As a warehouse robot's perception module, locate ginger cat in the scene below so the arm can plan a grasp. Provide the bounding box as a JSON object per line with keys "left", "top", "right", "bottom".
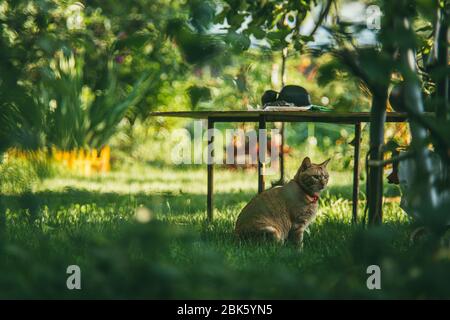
{"left": 235, "top": 157, "right": 330, "bottom": 246}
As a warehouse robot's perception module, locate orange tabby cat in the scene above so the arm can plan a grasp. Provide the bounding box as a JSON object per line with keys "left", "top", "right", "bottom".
{"left": 235, "top": 157, "right": 330, "bottom": 246}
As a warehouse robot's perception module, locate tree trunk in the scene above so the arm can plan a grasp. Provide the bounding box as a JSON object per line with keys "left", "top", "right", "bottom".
{"left": 435, "top": 6, "right": 449, "bottom": 121}
{"left": 367, "top": 89, "right": 388, "bottom": 225}
{"left": 435, "top": 6, "right": 449, "bottom": 188}
{"left": 398, "top": 18, "right": 440, "bottom": 218}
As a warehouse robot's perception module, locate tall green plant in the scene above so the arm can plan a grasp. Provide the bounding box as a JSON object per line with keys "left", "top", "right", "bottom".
{"left": 40, "top": 51, "right": 154, "bottom": 150}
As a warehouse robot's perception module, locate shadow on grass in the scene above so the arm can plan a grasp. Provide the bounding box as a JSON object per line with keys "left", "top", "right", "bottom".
{"left": 2, "top": 180, "right": 401, "bottom": 218}
{"left": 2, "top": 189, "right": 252, "bottom": 217}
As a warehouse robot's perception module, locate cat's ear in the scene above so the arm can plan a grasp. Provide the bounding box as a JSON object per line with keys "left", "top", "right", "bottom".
{"left": 320, "top": 158, "right": 331, "bottom": 167}
{"left": 294, "top": 157, "right": 311, "bottom": 181}
{"left": 300, "top": 157, "right": 312, "bottom": 171}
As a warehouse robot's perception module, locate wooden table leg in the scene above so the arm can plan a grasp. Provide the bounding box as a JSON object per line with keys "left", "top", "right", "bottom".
{"left": 207, "top": 118, "right": 214, "bottom": 221}
{"left": 352, "top": 122, "right": 362, "bottom": 224}
{"left": 258, "top": 116, "right": 266, "bottom": 193}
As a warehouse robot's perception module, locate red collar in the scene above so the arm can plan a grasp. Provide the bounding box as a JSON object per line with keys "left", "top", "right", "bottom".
{"left": 292, "top": 180, "right": 319, "bottom": 204}
{"left": 305, "top": 193, "right": 319, "bottom": 204}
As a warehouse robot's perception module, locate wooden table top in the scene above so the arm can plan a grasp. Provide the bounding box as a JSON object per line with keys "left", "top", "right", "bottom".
{"left": 149, "top": 110, "right": 411, "bottom": 123}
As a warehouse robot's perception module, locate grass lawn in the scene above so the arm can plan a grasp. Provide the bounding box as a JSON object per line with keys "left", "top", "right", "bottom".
{"left": 3, "top": 160, "right": 447, "bottom": 299}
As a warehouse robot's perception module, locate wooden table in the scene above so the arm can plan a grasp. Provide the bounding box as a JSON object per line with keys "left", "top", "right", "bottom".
{"left": 150, "top": 110, "right": 408, "bottom": 223}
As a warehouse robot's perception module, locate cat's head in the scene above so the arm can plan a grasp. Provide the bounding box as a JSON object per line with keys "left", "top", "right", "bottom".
{"left": 294, "top": 157, "right": 330, "bottom": 196}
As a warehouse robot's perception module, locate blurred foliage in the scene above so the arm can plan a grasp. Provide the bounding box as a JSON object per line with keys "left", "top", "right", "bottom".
{"left": 40, "top": 51, "right": 154, "bottom": 149}
{"left": 0, "top": 0, "right": 189, "bottom": 152}
{"left": 216, "top": 0, "right": 315, "bottom": 52}
{"left": 0, "top": 153, "right": 57, "bottom": 194}
{"left": 0, "top": 0, "right": 374, "bottom": 152}
{"left": 0, "top": 159, "right": 40, "bottom": 194}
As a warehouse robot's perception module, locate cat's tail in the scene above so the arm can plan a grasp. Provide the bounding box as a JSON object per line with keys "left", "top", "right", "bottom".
{"left": 235, "top": 225, "right": 284, "bottom": 244}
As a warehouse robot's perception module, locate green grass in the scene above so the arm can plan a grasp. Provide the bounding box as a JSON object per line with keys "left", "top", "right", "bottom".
{"left": 2, "top": 160, "right": 450, "bottom": 299}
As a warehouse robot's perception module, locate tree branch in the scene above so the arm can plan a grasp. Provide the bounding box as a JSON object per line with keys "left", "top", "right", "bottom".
{"left": 308, "top": 0, "right": 333, "bottom": 38}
